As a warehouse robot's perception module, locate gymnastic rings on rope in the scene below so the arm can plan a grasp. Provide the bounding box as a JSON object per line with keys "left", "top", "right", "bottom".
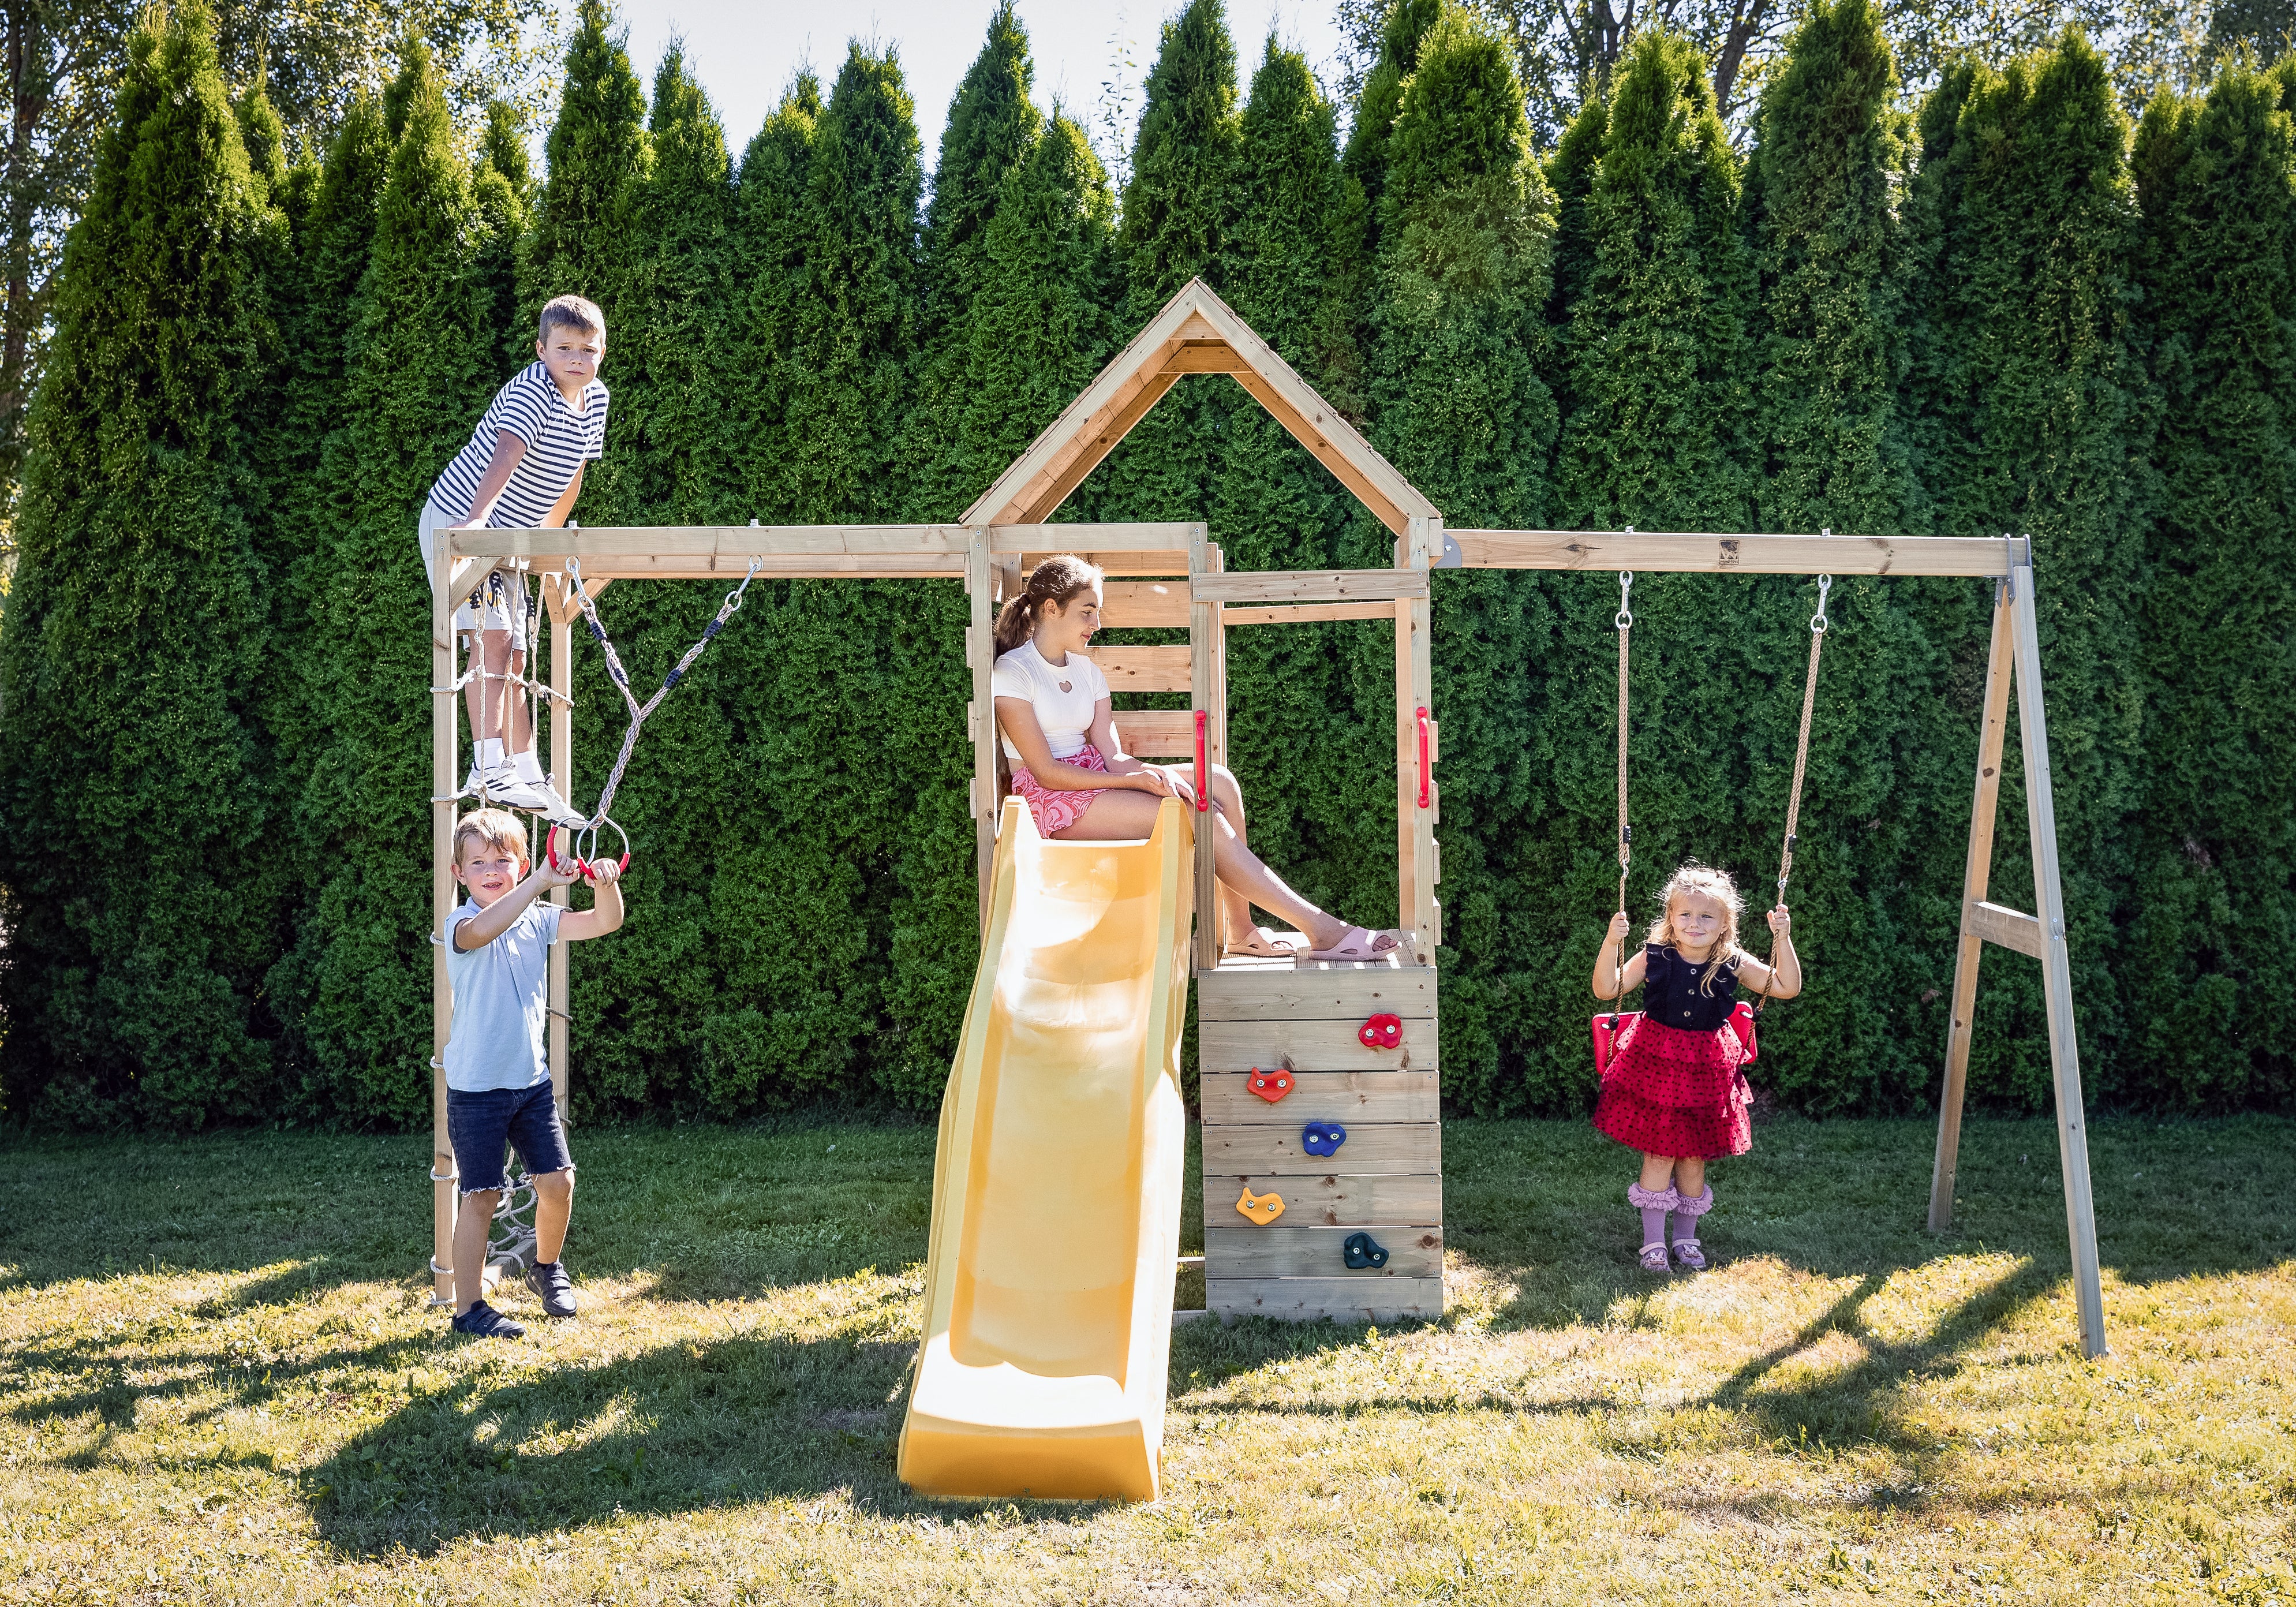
{"left": 544, "top": 816, "right": 628, "bottom": 880}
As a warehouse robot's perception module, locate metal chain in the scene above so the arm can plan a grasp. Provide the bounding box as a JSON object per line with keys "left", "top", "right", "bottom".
{"left": 563, "top": 556, "right": 762, "bottom": 831}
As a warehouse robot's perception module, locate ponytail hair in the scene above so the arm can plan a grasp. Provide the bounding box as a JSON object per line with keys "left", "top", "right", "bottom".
{"left": 993, "top": 554, "right": 1104, "bottom": 656}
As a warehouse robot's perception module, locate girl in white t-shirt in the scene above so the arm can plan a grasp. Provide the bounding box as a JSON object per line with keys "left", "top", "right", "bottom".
{"left": 991, "top": 555, "right": 1400, "bottom": 963}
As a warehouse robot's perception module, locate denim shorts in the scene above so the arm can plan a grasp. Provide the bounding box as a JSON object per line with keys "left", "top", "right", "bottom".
{"left": 447, "top": 1081, "right": 573, "bottom": 1195}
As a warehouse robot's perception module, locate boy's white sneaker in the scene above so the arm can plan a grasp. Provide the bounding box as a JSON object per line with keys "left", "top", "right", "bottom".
{"left": 466, "top": 765, "right": 585, "bottom": 825}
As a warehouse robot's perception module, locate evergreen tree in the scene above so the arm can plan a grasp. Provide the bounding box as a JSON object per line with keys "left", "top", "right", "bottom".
{"left": 1208, "top": 39, "right": 1382, "bottom": 930}
{"left": 0, "top": 0, "right": 283, "bottom": 1124}
{"left": 270, "top": 40, "right": 499, "bottom": 1122}
{"left": 1095, "top": 0, "right": 1241, "bottom": 526}
{"left": 2128, "top": 62, "right": 2296, "bottom": 1108}
{"left": 523, "top": 0, "right": 650, "bottom": 335}
{"left": 1543, "top": 94, "right": 1606, "bottom": 335}
{"left": 1363, "top": 2, "right": 1561, "bottom": 1111}
{"left": 1746, "top": 0, "right": 1923, "bottom": 536}
{"left": 1338, "top": 0, "right": 1441, "bottom": 263}
{"left": 722, "top": 74, "right": 821, "bottom": 521}
{"left": 1906, "top": 31, "right": 2150, "bottom": 1108}
{"left": 904, "top": 3, "right": 1041, "bottom": 521}
{"left": 1555, "top": 26, "right": 1755, "bottom": 534}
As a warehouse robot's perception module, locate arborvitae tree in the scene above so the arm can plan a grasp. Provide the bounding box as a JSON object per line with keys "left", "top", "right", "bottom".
{"left": 1746, "top": 0, "right": 1923, "bottom": 536}
{"left": 616, "top": 44, "right": 736, "bottom": 522}
{"left": 1908, "top": 31, "right": 2149, "bottom": 1108}
{"left": 1695, "top": 0, "right": 1968, "bottom": 1117}
{"left": 0, "top": 0, "right": 283, "bottom": 1125}
{"left": 1338, "top": 0, "right": 1441, "bottom": 261}
{"left": 523, "top": 0, "right": 650, "bottom": 333}
{"left": 904, "top": 3, "right": 1041, "bottom": 521}
{"left": 1207, "top": 39, "right": 1382, "bottom": 926}
{"left": 723, "top": 74, "right": 820, "bottom": 521}
{"left": 1361, "top": 2, "right": 1561, "bottom": 1111}
{"left": 1095, "top": 0, "right": 1240, "bottom": 526}
{"left": 270, "top": 41, "right": 497, "bottom": 1122}
{"left": 1544, "top": 94, "right": 1606, "bottom": 333}
{"left": 2129, "top": 62, "right": 2296, "bottom": 1109}
{"left": 1557, "top": 27, "right": 1755, "bottom": 533}
{"left": 645, "top": 44, "right": 929, "bottom": 1115}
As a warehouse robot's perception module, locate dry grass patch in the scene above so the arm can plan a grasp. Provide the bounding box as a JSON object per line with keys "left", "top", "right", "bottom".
{"left": 2, "top": 1115, "right": 2291, "bottom": 1604}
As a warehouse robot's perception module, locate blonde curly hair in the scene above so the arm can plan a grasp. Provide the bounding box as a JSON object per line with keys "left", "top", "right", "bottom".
{"left": 1644, "top": 861, "right": 1744, "bottom": 996}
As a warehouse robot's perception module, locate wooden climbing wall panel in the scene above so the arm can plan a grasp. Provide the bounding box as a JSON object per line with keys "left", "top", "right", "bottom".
{"left": 1198, "top": 950, "right": 1443, "bottom": 1323}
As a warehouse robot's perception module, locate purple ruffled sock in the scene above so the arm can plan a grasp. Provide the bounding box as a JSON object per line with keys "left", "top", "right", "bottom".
{"left": 1671, "top": 1184, "right": 1714, "bottom": 1268}
{"left": 1628, "top": 1183, "right": 1678, "bottom": 1253}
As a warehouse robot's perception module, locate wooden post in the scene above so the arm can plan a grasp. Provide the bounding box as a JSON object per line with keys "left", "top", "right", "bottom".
{"left": 1190, "top": 523, "right": 1220, "bottom": 971}
{"left": 1396, "top": 518, "right": 1435, "bottom": 954}
{"left": 2007, "top": 551, "right": 2108, "bottom": 1359}
{"left": 1928, "top": 580, "right": 2014, "bottom": 1232}
{"left": 967, "top": 530, "right": 996, "bottom": 936}
{"left": 429, "top": 548, "right": 459, "bottom": 1307}
{"left": 547, "top": 580, "right": 573, "bottom": 1119}
{"left": 1207, "top": 541, "right": 1228, "bottom": 773}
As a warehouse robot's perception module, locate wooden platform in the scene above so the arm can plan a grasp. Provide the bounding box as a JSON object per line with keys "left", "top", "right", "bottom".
{"left": 1198, "top": 937, "right": 1442, "bottom": 1325}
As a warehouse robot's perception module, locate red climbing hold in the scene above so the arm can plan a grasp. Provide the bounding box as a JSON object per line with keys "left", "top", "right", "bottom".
{"left": 1359, "top": 1012, "right": 1403, "bottom": 1051}
{"left": 1247, "top": 1067, "right": 1293, "bottom": 1104}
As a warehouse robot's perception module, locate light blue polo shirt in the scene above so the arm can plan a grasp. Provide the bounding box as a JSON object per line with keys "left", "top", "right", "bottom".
{"left": 443, "top": 899, "right": 563, "bottom": 1092}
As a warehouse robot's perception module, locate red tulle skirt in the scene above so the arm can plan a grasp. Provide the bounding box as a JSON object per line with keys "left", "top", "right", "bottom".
{"left": 1591, "top": 1016, "right": 1754, "bottom": 1160}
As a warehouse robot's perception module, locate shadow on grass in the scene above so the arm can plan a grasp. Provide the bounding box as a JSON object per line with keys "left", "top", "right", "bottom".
{"left": 304, "top": 1328, "right": 971, "bottom": 1556}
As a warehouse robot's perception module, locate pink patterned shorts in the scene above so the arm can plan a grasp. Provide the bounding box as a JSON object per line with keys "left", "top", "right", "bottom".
{"left": 1010, "top": 742, "right": 1112, "bottom": 837}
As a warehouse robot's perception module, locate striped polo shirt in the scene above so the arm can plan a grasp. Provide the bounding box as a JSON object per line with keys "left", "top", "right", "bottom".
{"left": 428, "top": 362, "right": 609, "bottom": 528}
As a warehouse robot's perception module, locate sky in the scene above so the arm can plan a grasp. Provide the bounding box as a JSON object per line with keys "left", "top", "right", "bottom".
{"left": 611, "top": 0, "right": 1353, "bottom": 173}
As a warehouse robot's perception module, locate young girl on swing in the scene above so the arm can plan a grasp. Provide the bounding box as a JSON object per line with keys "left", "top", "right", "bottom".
{"left": 1591, "top": 863, "right": 1801, "bottom": 1272}
{"left": 992, "top": 555, "right": 1400, "bottom": 963}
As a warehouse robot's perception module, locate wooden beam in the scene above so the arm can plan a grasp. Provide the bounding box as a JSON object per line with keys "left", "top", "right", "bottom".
{"left": 429, "top": 546, "right": 459, "bottom": 1309}
{"left": 1398, "top": 522, "right": 1436, "bottom": 953}
{"left": 1220, "top": 600, "right": 1399, "bottom": 627}
{"left": 1160, "top": 343, "right": 1252, "bottom": 373}
{"left": 1012, "top": 369, "right": 1181, "bottom": 524}
{"left": 1083, "top": 644, "right": 1192, "bottom": 693}
{"left": 1226, "top": 370, "right": 1408, "bottom": 536}
{"left": 1113, "top": 709, "right": 1196, "bottom": 758}
{"left": 1969, "top": 899, "right": 2046, "bottom": 959}
{"left": 567, "top": 560, "right": 962, "bottom": 581}
{"left": 1192, "top": 568, "right": 1430, "bottom": 606}
{"left": 454, "top": 525, "right": 971, "bottom": 560}
{"left": 1449, "top": 528, "right": 2023, "bottom": 577}
{"left": 2007, "top": 556, "right": 2108, "bottom": 1359}
{"left": 1931, "top": 584, "right": 2015, "bottom": 1235}
{"left": 1101, "top": 580, "right": 1190, "bottom": 629}
{"left": 1019, "top": 550, "right": 1191, "bottom": 577}
{"left": 967, "top": 532, "right": 997, "bottom": 936}
{"left": 988, "top": 523, "right": 1201, "bottom": 552}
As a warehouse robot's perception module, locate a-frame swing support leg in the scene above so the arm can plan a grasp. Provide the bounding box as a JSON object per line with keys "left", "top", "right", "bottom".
{"left": 1928, "top": 556, "right": 2107, "bottom": 1359}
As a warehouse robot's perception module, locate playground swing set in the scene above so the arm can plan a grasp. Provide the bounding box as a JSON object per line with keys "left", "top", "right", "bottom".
{"left": 428, "top": 278, "right": 2108, "bottom": 1504}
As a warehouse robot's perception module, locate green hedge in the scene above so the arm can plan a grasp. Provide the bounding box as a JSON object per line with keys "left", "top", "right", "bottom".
{"left": 5, "top": 0, "right": 2293, "bottom": 1127}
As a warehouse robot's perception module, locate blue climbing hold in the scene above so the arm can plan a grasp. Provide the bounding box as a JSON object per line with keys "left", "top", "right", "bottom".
{"left": 1301, "top": 1121, "right": 1346, "bottom": 1158}
{"left": 1342, "top": 1232, "right": 1389, "bottom": 1270}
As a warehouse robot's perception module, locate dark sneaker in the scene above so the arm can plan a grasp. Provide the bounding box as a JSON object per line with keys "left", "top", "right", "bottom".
{"left": 451, "top": 1300, "right": 526, "bottom": 1340}
{"left": 525, "top": 1260, "right": 577, "bottom": 1318}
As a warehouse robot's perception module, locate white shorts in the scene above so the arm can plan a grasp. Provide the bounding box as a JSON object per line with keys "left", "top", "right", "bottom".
{"left": 419, "top": 500, "right": 532, "bottom": 637}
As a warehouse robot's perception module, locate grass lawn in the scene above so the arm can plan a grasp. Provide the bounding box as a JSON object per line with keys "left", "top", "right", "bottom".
{"left": 2, "top": 1111, "right": 2291, "bottom": 1604}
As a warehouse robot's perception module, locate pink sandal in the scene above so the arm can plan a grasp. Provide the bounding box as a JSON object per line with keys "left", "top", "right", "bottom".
{"left": 1297, "top": 925, "right": 1402, "bottom": 963}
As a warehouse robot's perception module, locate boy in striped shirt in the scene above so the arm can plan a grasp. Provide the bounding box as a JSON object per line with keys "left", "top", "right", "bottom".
{"left": 420, "top": 295, "right": 611, "bottom": 822}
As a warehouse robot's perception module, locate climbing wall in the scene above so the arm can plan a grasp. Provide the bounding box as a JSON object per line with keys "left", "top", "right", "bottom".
{"left": 1198, "top": 951, "right": 1443, "bottom": 1323}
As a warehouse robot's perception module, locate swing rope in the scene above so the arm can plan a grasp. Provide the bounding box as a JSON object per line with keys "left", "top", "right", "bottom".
{"left": 1753, "top": 571, "right": 1831, "bottom": 1016}
{"left": 558, "top": 554, "right": 761, "bottom": 844}
{"left": 1610, "top": 566, "right": 1634, "bottom": 1026}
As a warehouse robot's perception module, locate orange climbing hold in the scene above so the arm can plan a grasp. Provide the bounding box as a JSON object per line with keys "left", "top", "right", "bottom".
{"left": 1247, "top": 1067, "right": 1292, "bottom": 1103}
{"left": 1235, "top": 1186, "right": 1285, "bottom": 1225}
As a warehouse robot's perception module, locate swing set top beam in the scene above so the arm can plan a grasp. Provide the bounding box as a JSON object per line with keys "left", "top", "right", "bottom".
{"left": 1448, "top": 530, "right": 2027, "bottom": 578}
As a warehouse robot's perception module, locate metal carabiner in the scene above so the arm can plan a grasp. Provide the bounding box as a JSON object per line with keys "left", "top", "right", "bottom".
{"left": 1810, "top": 573, "right": 1833, "bottom": 635}
{"left": 1616, "top": 569, "right": 1635, "bottom": 631}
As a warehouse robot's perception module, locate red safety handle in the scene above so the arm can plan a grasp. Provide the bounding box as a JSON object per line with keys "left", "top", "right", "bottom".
{"left": 1194, "top": 709, "right": 1210, "bottom": 812}
{"left": 1416, "top": 705, "right": 1432, "bottom": 809}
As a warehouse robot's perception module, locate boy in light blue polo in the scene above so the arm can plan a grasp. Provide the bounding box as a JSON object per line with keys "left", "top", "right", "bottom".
{"left": 443, "top": 808, "right": 625, "bottom": 1339}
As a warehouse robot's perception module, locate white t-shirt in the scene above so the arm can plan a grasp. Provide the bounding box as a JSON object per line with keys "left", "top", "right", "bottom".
{"left": 992, "top": 640, "right": 1110, "bottom": 761}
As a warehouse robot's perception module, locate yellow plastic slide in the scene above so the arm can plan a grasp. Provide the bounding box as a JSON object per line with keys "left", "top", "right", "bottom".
{"left": 898, "top": 795, "right": 1194, "bottom": 1501}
